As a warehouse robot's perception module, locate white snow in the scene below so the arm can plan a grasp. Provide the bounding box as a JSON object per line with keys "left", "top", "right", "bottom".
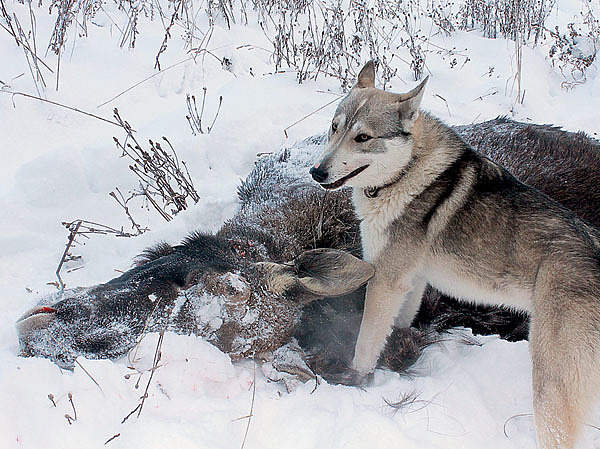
{"left": 1, "top": 0, "right": 600, "bottom": 448}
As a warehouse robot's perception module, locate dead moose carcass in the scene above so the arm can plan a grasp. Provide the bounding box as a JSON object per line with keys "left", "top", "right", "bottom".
{"left": 17, "top": 117, "right": 600, "bottom": 383}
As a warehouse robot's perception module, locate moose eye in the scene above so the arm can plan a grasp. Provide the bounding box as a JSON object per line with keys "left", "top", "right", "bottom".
{"left": 354, "top": 133, "right": 372, "bottom": 143}
{"left": 331, "top": 122, "right": 338, "bottom": 133}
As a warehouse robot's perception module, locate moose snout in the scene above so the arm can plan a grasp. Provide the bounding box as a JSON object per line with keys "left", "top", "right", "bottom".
{"left": 309, "top": 166, "right": 328, "bottom": 183}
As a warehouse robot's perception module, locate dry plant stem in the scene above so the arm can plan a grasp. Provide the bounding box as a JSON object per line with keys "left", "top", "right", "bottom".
{"left": 112, "top": 108, "right": 199, "bottom": 220}
{"left": 186, "top": 89, "right": 223, "bottom": 135}
{"left": 283, "top": 96, "right": 339, "bottom": 138}
{"left": 130, "top": 309, "right": 172, "bottom": 422}
{"left": 144, "top": 188, "right": 173, "bottom": 221}
{"left": 62, "top": 219, "right": 143, "bottom": 238}
{"left": 207, "top": 96, "right": 222, "bottom": 132}
{"left": 128, "top": 297, "right": 163, "bottom": 365}
{"left": 434, "top": 93, "right": 452, "bottom": 117}
{"left": 56, "top": 220, "right": 81, "bottom": 289}
{"left": 136, "top": 328, "right": 165, "bottom": 418}
{"left": 2, "top": 90, "right": 125, "bottom": 128}
{"left": 123, "top": 309, "right": 172, "bottom": 424}
{"left": 121, "top": 404, "right": 141, "bottom": 424}
{"left": 109, "top": 187, "right": 148, "bottom": 235}
{"left": 68, "top": 392, "right": 77, "bottom": 420}
{"left": 12, "top": 13, "right": 46, "bottom": 96}
{"left": 154, "top": 0, "right": 184, "bottom": 70}
{"left": 97, "top": 57, "right": 192, "bottom": 108}
{"left": 47, "top": 332, "right": 103, "bottom": 391}
{"left": 104, "top": 434, "right": 121, "bottom": 445}
{"left": 514, "top": 34, "right": 523, "bottom": 105}
{"left": 0, "top": 0, "right": 18, "bottom": 45}
{"left": 239, "top": 359, "right": 257, "bottom": 449}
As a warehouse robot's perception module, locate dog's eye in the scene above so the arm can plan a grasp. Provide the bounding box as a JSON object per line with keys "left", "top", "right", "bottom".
{"left": 331, "top": 122, "right": 338, "bottom": 133}
{"left": 354, "top": 133, "right": 372, "bottom": 143}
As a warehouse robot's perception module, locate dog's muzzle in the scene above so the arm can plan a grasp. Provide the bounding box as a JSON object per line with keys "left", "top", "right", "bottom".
{"left": 318, "top": 165, "right": 370, "bottom": 190}
{"left": 309, "top": 166, "right": 328, "bottom": 183}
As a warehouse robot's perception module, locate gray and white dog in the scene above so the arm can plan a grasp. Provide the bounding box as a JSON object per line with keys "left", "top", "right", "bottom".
{"left": 310, "top": 61, "right": 600, "bottom": 449}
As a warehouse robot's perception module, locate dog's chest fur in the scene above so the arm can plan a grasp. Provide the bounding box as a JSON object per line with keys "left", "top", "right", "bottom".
{"left": 352, "top": 188, "right": 414, "bottom": 262}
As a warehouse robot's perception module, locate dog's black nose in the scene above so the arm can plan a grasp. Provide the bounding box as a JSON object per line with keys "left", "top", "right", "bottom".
{"left": 310, "top": 166, "right": 328, "bottom": 183}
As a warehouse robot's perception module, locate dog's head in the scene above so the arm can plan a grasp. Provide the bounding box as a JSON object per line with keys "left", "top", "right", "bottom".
{"left": 310, "top": 61, "right": 428, "bottom": 190}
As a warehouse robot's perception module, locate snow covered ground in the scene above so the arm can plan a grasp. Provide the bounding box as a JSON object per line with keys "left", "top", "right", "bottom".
{"left": 1, "top": 0, "right": 599, "bottom": 447}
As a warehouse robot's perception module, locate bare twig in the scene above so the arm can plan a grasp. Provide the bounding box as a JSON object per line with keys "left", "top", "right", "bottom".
{"left": 2, "top": 90, "right": 125, "bottom": 128}
{"left": 123, "top": 309, "right": 172, "bottom": 423}
{"left": 128, "top": 297, "right": 163, "bottom": 365}
{"left": 12, "top": 13, "right": 46, "bottom": 96}
{"left": 0, "top": 0, "right": 18, "bottom": 45}
{"left": 121, "top": 404, "right": 141, "bottom": 424}
{"left": 186, "top": 88, "right": 223, "bottom": 135}
{"left": 239, "top": 359, "right": 257, "bottom": 449}
{"left": 136, "top": 328, "right": 165, "bottom": 418}
{"left": 109, "top": 188, "right": 148, "bottom": 236}
{"left": 47, "top": 332, "right": 103, "bottom": 392}
{"left": 112, "top": 108, "right": 199, "bottom": 221}
{"left": 68, "top": 392, "right": 77, "bottom": 420}
{"left": 104, "top": 433, "right": 121, "bottom": 445}
{"left": 434, "top": 93, "right": 452, "bottom": 117}
{"left": 97, "top": 57, "right": 192, "bottom": 108}
{"left": 154, "top": 0, "right": 184, "bottom": 70}
{"left": 283, "top": 97, "right": 339, "bottom": 138}
{"left": 61, "top": 219, "right": 144, "bottom": 238}
{"left": 56, "top": 220, "right": 81, "bottom": 289}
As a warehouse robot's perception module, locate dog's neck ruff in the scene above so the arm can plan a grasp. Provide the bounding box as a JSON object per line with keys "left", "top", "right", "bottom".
{"left": 363, "top": 157, "right": 416, "bottom": 199}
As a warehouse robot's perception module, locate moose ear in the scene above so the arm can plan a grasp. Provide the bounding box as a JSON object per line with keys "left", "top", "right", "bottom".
{"left": 397, "top": 76, "right": 428, "bottom": 130}
{"left": 355, "top": 61, "right": 376, "bottom": 89}
{"left": 294, "top": 248, "right": 375, "bottom": 296}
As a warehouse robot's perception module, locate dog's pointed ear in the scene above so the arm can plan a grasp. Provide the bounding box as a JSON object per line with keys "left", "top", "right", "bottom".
{"left": 397, "top": 76, "right": 429, "bottom": 130}
{"left": 259, "top": 249, "right": 374, "bottom": 300}
{"left": 294, "top": 248, "right": 374, "bottom": 296}
{"left": 355, "top": 61, "right": 376, "bottom": 89}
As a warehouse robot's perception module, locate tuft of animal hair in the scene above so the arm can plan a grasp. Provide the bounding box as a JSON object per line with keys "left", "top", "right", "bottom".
{"left": 379, "top": 326, "right": 435, "bottom": 374}
{"left": 135, "top": 242, "right": 174, "bottom": 266}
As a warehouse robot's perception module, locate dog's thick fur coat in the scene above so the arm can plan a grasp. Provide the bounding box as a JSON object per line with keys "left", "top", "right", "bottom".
{"left": 312, "top": 61, "right": 600, "bottom": 449}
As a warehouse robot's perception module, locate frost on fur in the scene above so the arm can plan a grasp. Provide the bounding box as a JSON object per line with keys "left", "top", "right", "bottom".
{"left": 17, "top": 118, "right": 600, "bottom": 384}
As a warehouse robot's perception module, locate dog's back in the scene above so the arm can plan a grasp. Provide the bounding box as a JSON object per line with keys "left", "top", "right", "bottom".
{"left": 457, "top": 117, "right": 600, "bottom": 226}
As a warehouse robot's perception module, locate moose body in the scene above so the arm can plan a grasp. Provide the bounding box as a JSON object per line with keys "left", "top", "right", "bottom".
{"left": 17, "top": 117, "right": 600, "bottom": 389}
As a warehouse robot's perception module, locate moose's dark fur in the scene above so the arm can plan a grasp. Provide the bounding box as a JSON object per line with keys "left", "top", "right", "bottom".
{"left": 17, "top": 117, "right": 600, "bottom": 383}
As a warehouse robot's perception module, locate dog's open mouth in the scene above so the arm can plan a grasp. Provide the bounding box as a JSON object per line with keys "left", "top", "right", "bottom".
{"left": 320, "top": 165, "right": 369, "bottom": 190}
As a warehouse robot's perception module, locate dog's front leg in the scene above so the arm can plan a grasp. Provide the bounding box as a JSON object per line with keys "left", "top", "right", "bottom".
{"left": 352, "top": 273, "right": 424, "bottom": 375}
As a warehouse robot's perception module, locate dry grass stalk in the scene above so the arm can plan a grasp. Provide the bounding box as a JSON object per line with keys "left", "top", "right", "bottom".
{"left": 185, "top": 88, "right": 223, "bottom": 135}
{"left": 2, "top": 90, "right": 123, "bottom": 127}
{"left": 239, "top": 359, "right": 257, "bottom": 449}
{"left": 112, "top": 108, "right": 200, "bottom": 221}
